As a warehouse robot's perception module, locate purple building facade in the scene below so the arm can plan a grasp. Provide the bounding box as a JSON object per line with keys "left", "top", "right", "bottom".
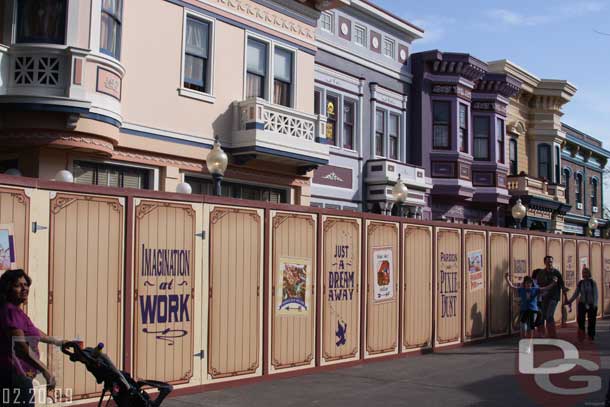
{"left": 409, "top": 50, "right": 521, "bottom": 225}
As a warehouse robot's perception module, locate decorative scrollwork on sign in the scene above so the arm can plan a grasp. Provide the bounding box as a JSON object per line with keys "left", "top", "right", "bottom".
{"left": 51, "top": 197, "right": 79, "bottom": 214}
{"left": 273, "top": 214, "right": 291, "bottom": 230}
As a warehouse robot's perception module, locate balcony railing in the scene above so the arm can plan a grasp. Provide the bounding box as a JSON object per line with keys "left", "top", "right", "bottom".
{"left": 236, "top": 98, "right": 325, "bottom": 142}
{"left": 507, "top": 175, "right": 566, "bottom": 203}
{"left": 233, "top": 98, "right": 329, "bottom": 165}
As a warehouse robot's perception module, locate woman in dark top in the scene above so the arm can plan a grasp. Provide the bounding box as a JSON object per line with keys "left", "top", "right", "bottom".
{"left": 566, "top": 267, "right": 599, "bottom": 342}
{"left": 0, "top": 269, "right": 66, "bottom": 406}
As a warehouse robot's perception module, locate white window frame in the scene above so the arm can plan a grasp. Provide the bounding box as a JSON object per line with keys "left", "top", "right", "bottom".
{"left": 354, "top": 24, "right": 367, "bottom": 47}
{"left": 316, "top": 86, "right": 360, "bottom": 153}
{"left": 383, "top": 37, "right": 395, "bottom": 59}
{"left": 320, "top": 12, "right": 334, "bottom": 33}
{"left": 243, "top": 32, "right": 297, "bottom": 108}
{"left": 179, "top": 9, "right": 216, "bottom": 103}
{"left": 373, "top": 106, "right": 403, "bottom": 159}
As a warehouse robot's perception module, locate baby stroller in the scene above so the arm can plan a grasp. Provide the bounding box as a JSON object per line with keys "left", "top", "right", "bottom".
{"left": 61, "top": 341, "right": 173, "bottom": 407}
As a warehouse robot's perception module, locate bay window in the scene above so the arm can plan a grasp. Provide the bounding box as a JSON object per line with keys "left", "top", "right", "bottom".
{"left": 459, "top": 104, "right": 468, "bottom": 153}
{"left": 537, "top": 144, "right": 551, "bottom": 180}
{"left": 326, "top": 95, "right": 338, "bottom": 146}
{"left": 273, "top": 47, "right": 293, "bottom": 107}
{"left": 184, "top": 17, "right": 211, "bottom": 93}
{"left": 100, "top": 0, "right": 123, "bottom": 59}
{"left": 496, "top": 118, "right": 505, "bottom": 164}
{"left": 432, "top": 101, "right": 450, "bottom": 149}
{"left": 389, "top": 114, "right": 399, "bottom": 160}
{"left": 246, "top": 39, "right": 267, "bottom": 99}
{"left": 375, "top": 110, "right": 385, "bottom": 156}
{"left": 473, "top": 116, "right": 490, "bottom": 160}
{"left": 343, "top": 101, "right": 355, "bottom": 150}
{"left": 17, "top": 0, "right": 67, "bottom": 44}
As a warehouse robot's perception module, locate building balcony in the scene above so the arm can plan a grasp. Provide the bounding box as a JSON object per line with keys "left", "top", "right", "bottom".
{"left": 232, "top": 98, "right": 329, "bottom": 167}
{"left": 365, "top": 159, "right": 432, "bottom": 207}
{"left": 0, "top": 44, "right": 124, "bottom": 135}
{"left": 507, "top": 174, "right": 566, "bottom": 203}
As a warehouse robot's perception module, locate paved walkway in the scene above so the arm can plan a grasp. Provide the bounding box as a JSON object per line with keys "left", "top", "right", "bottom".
{"left": 165, "top": 321, "right": 610, "bottom": 407}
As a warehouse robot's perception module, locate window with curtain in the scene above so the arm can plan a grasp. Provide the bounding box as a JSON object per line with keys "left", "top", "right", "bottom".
{"left": 591, "top": 178, "right": 598, "bottom": 208}
{"left": 496, "top": 118, "right": 505, "bottom": 164}
{"left": 537, "top": 144, "right": 551, "bottom": 180}
{"left": 576, "top": 173, "right": 583, "bottom": 204}
{"left": 389, "top": 114, "right": 399, "bottom": 160}
{"left": 473, "top": 117, "right": 490, "bottom": 160}
{"left": 563, "top": 169, "right": 570, "bottom": 204}
{"left": 100, "top": 0, "right": 123, "bottom": 59}
{"left": 183, "top": 17, "right": 210, "bottom": 93}
{"left": 17, "top": 0, "right": 67, "bottom": 44}
{"left": 509, "top": 139, "right": 518, "bottom": 176}
{"left": 459, "top": 104, "right": 468, "bottom": 153}
{"left": 326, "top": 95, "right": 338, "bottom": 146}
{"left": 343, "top": 100, "right": 355, "bottom": 150}
{"left": 246, "top": 39, "right": 267, "bottom": 99}
{"left": 375, "top": 110, "right": 385, "bottom": 156}
{"left": 74, "top": 161, "right": 150, "bottom": 189}
{"left": 555, "top": 146, "right": 560, "bottom": 183}
{"left": 273, "top": 47, "right": 293, "bottom": 107}
{"left": 432, "top": 101, "right": 450, "bottom": 149}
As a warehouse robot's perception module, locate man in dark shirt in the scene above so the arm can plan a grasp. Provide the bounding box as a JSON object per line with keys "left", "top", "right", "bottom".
{"left": 531, "top": 256, "right": 569, "bottom": 338}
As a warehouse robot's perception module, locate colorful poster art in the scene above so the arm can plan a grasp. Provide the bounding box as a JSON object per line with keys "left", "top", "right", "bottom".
{"left": 0, "top": 224, "right": 16, "bottom": 272}
{"left": 439, "top": 252, "right": 459, "bottom": 319}
{"left": 372, "top": 247, "right": 394, "bottom": 303}
{"left": 467, "top": 250, "right": 484, "bottom": 292}
{"left": 277, "top": 257, "right": 311, "bottom": 315}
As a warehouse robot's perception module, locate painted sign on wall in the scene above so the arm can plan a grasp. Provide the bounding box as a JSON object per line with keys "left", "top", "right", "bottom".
{"left": 372, "top": 247, "right": 394, "bottom": 303}
{"left": 439, "top": 251, "right": 458, "bottom": 318}
{"left": 0, "top": 223, "right": 15, "bottom": 272}
{"left": 467, "top": 250, "right": 484, "bottom": 292}
{"left": 276, "top": 257, "right": 311, "bottom": 315}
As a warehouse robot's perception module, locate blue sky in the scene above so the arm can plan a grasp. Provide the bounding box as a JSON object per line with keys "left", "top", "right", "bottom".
{"left": 376, "top": 0, "right": 610, "bottom": 146}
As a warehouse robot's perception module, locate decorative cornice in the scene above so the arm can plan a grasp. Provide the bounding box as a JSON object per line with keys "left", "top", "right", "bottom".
{"left": 0, "top": 131, "right": 115, "bottom": 156}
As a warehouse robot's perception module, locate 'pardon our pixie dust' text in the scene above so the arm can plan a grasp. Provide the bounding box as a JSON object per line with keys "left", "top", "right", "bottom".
{"left": 440, "top": 252, "right": 458, "bottom": 318}
{"left": 329, "top": 245, "right": 355, "bottom": 301}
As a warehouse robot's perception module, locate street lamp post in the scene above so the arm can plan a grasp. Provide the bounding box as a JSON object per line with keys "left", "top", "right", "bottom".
{"left": 588, "top": 216, "right": 599, "bottom": 237}
{"left": 391, "top": 175, "right": 408, "bottom": 217}
{"left": 206, "top": 137, "right": 228, "bottom": 196}
{"left": 511, "top": 199, "right": 527, "bottom": 229}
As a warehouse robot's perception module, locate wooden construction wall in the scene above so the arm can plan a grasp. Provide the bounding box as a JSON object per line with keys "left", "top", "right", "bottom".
{"left": 1, "top": 175, "right": 610, "bottom": 405}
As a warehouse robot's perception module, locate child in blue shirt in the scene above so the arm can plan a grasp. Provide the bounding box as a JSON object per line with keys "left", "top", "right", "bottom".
{"left": 505, "top": 273, "right": 557, "bottom": 353}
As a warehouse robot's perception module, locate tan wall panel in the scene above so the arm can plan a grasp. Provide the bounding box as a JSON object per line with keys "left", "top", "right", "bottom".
{"left": 0, "top": 187, "right": 30, "bottom": 271}
{"left": 49, "top": 194, "right": 124, "bottom": 399}
{"left": 365, "top": 221, "right": 399, "bottom": 357}
{"left": 591, "top": 242, "right": 602, "bottom": 317}
{"left": 269, "top": 211, "right": 316, "bottom": 373}
{"left": 577, "top": 241, "right": 590, "bottom": 282}
{"left": 133, "top": 200, "right": 195, "bottom": 384}
{"left": 321, "top": 216, "right": 361, "bottom": 365}
{"left": 563, "top": 240, "right": 577, "bottom": 322}
{"left": 488, "top": 233, "right": 509, "bottom": 337}
{"left": 463, "top": 230, "right": 486, "bottom": 341}
{"left": 603, "top": 244, "right": 610, "bottom": 316}
{"left": 510, "top": 234, "right": 528, "bottom": 332}
{"left": 547, "top": 238, "right": 563, "bottom": 324}
{"left": 208, "top": 206, "right": 262, "bottom": 379}
{"left": 530, "top": 236, "right": 546, "bottom": 271}
{"left": 435, "top": 228, "right": 461, "bottom": 346}
{"left": 403, "top": 225, "right": 432, "bottom": 350}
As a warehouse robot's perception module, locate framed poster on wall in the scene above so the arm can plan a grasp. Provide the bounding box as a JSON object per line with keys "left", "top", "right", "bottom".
{"left": 0, "top": 224, "right": 16, "bottom": 272}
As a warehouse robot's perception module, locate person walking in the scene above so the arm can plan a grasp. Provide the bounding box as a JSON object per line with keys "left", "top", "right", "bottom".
{"left": 531, "top": 256, "right": 569, "bottom": 338}
{"left": 0, "top": 269, "right": 66, "bottom": 406}
{"left": 566, "top": 267, "right": 598, "bottom": 342}
{"left": 505, "top": 272, "right": 557, "bottom": 353}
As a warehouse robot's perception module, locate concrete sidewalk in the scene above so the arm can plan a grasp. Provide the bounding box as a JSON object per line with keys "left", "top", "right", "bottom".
{"left": 164, "top": 321, "right": 610, "bottom": 407}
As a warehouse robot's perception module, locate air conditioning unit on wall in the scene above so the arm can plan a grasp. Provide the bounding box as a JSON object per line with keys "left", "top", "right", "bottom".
{"left": 593, "top": 206, "right": 599, "bottom": 213}
{"left": 577, "top": 203, "right": 583, "bottom": 210}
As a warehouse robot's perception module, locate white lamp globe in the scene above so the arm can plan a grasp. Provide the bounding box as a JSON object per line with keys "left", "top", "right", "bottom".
{"left": 55, "top": 170, "right": 74, "bottom": 183}
{"left": 176, "top": 182, "right": 192, "bottom": 194}
{"left": 391, "top": 176, "right": 408, "bottom": 203}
